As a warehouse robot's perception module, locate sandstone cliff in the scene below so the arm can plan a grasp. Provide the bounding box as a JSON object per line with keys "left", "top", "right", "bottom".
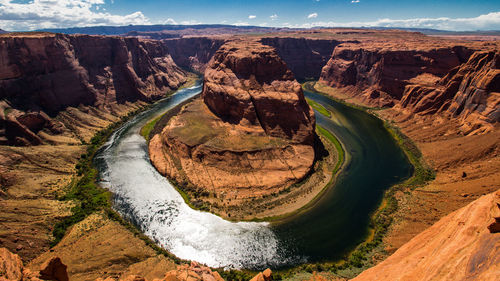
{"left": 162, "top": 37, "right": 225, "bottom": 73}
{"left": 319, "top": 43, "right": 473, "bottom": 107}
{"left": 149, "top": 40, "right": 316, "bottom": 206}
{"left": 0, "top": 33, "right": 187, "bottom": 145}
{"left": 260, "top": 37, "right": 339, "bottom": 80}
{"left": 352, "top": 189, "right": 500, "bottom": 281}
{"left": 163, "top": 36, "right": 339, "bottom": 80}
{"left": 398, "top": 50, "right": 500, "bottom": 134}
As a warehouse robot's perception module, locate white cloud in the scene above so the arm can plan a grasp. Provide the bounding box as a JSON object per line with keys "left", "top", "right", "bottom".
{"left": 0, "top": 0, "right": 150, "bottom": 31}
{"left": 297, "top": 11, "right": 500, "bottom": 31}
{"left": 164, "top": 18, "right": 177, "bottom": 25}
{"left": 233, "top": 21, "right": 249, "bottom": 26}
{"left": 180, "top": 19, "right": 202, "bottom": 25}
{"left": 308, "top": 13, "right": 318, "bottom": 19}
{"left": 351, "top": 0, "right": 360, "bottom": 3}
{"left": 248, "top": 15, "right": 256, "bottom": 19}
{"left": 270, "top": 14, "right": 278, "bottom": 21}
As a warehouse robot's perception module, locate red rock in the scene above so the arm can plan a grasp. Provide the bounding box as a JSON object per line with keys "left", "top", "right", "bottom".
{"left": 39, "top": 257, "right": 69, "bottom": 281}
{"left": 249, "top": 268, "right": 272, "bottom": 281}
{"left": 0, "top": 247, "right": 24, "bottom": 281}
{"left": 399, "top": 50, "right": 500, "bottom": 134}
{"left": 319, "top": 43, "right": 473, "bottom": 107}
{"left": 260, "top": 37, "right": 339, "bottom": 80}
{"left": 352, "top": 189, "right": 500, "bottom": 281}
{"left": 0, "top": 33, "right": 187, "bottom": 145}
{"left": 203, "top": 40, "right": 315, "bottom": 144}
{"left": 163, "top": 38, "right": 225, "bottom": 73}
{"left": 150, "top": 40, "right": 316, "bottom": 204}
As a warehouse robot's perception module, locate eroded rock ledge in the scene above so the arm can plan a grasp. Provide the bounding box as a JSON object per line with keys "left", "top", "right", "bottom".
{"left": 149, "top": 40, "right": 317, "bottom": 216}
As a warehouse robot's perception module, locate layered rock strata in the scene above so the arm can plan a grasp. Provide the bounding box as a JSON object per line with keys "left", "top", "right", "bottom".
{"left": 0, "top": 33, "right": 187, "bottom": 145}
{"left": 150, "top": 40, "right": 316, "bottom": 199}
{"left": 260, "top": 37, "right": 340, "bottom": 80}
{"left": 319, "top": 43, "right": 473, "bottom": 107}
{"left": 398, "top": 50, "right": 500, "bottom": 134}
{"left": 353, "top": 189, "right": 500, "bottom": 281}
{"left": 319, "top": 40, "right": 499, "bottom": 133}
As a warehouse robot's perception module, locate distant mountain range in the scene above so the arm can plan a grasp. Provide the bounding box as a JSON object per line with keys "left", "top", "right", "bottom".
{"left": 360, "top": 26, "right": 500, "bottom": 36}
{"left": 36, "top": 24, "right": 287, "bottom": 36}
{"left": 0, "top": 24, "right": 492, "bottom": 37}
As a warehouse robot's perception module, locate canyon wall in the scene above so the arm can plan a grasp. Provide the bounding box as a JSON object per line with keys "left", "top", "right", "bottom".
{"left": 0, "top": 33, "right": 187, "bottom": 145}
{"left": 260, "top": 37, "right": 340, "bottom": 80}
{"left": 399, "top": 50, "right": 500, "bottom": 134}
{"left": 319, "top": 41, "right": 499, "bottom": 132}
{"left": 162, "top": 37, "right": 226, "bottom": 73}
{"left": 163, "top": 36, "right": 339, "bottom": 80}
{"left": 203, "top": 40, "right": 316, "bottom": 144}
{"left": 319, "top": 43, "right": 473, "bottom": 106}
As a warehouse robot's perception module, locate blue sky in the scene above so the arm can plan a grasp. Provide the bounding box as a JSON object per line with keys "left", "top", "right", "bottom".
{"left": 0, "top": 0, "right": 499, "bottom": 31}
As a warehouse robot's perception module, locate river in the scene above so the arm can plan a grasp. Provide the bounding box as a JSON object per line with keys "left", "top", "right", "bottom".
{"left": 94, "top": 82, "right": 412, "bottom": 270}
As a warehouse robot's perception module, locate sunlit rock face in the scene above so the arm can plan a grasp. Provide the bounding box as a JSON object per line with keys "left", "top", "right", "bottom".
{"left": 150, "top": 40, "right": 316, "bottom": 199}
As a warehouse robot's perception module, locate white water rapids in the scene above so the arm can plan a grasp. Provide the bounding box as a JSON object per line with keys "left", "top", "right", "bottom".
{"left": 95, "top": 85, "right": 299, "bottom": 269}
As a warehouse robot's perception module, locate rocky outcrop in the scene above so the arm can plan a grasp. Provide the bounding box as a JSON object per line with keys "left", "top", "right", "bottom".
{"left": 399, "top": 50, "right": 500, "bottom": 134}
{"left": 203, "top": 40, "right": 315, "bottom": 144}
{"left": 260, "top": 37, "right": 339, "bottom": 80}
{"left": 160, "top": 261, "right": 224, "bottom": 281}
{"left": 150, "top": 40, "right": 316, "bottom": 203}
{"left": 352, "top": 189, "right": 500, "bottom": 281}
{"left": 39, "top": 257, "right": 69, "bottom": 281}
{"left": 0, "top": 33, "right": 187, "bottom": 145}
{"left": 163, "top": 36, "right": 339, "bottom": 80}
{"left": 319, "top": 43, "right": 473, "bottom": 107}
{"left": 162, "top": 37, "right": 225, "bottom": 73}
{"left": 0, "top": 248, "right": 68, "bottom": 281}
{"left": 249, "top": 268, "right": 272, "bottom": 281}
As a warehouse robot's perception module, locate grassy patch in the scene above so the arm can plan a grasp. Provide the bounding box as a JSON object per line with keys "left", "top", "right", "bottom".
{"left": 53, "top": 109, "right": 143, "bottom": 246}
{"left": 316, "top": 125, "right": 344, "bottom": 175}
{"left": 306, "top": 97, "right": 331, "bottom": 117}
{"left": 51, "top": 78, "right": 199, "bottom": 266}
{"left": 140, "top": 116, "right": 161, "bottom": 142}
{"left": 248, "top": 125, "right": 345, "bottom": 223}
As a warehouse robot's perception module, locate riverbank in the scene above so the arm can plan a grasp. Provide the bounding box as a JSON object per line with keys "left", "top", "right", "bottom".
{"left": 296, "top": 81, "right": 499, "bottom": 279}
{"left": 276, "top": 81, "right": 433, "bottom": 279}
{"left": 16, "top": 77, "right": 202, "bottom": 280}
{"left": 144, "top": 96, "right": 345, "bottom": 222}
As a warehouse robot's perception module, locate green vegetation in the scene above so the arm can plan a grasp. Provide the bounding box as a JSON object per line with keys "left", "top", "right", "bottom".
{"left": 274, "top": 81, "right": 436, "bottom": 279}
{"left": 3, "top": 107, "right": 13, "bottom": 117}
{"left": 51, "top": 78, "right": 200, "bottom": 265}
{"left": 140, "top": 115, "right": 161, "bottom": 142}
{"left": 306, "top": 97, "right": 331, "bottom": 117}
{"left": 316, "top": 125, "right": 344, "bottom": 175}
{"left": 248, "top": 124, "right": 345, "bottom": 223}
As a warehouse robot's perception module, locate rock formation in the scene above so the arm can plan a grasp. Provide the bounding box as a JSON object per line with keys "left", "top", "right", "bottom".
{"left": 149, "top": 40, "right": 316, "bottom": 201}
{"left": 352, "top": 189, "right": 500, "bottom": 281}
{"left": 260, "top": 37, "right": 339, "bottom": 80}
{"left": 0, "top": 248, "right": 68, "bottom": 281}
{"left": 162, "top": 37, "right": 225, "bottom": 73}
{"left": 398, "top": 50, "right": 500, "bottom": 134}
{"left": 319, "top": 43, "right": 473, "bottom": 107}
{"left": 319, "top": 38, "right": 499, "bottom": 133}
{"left": 0, "top": 33, "right": 187, "bottom": 145}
